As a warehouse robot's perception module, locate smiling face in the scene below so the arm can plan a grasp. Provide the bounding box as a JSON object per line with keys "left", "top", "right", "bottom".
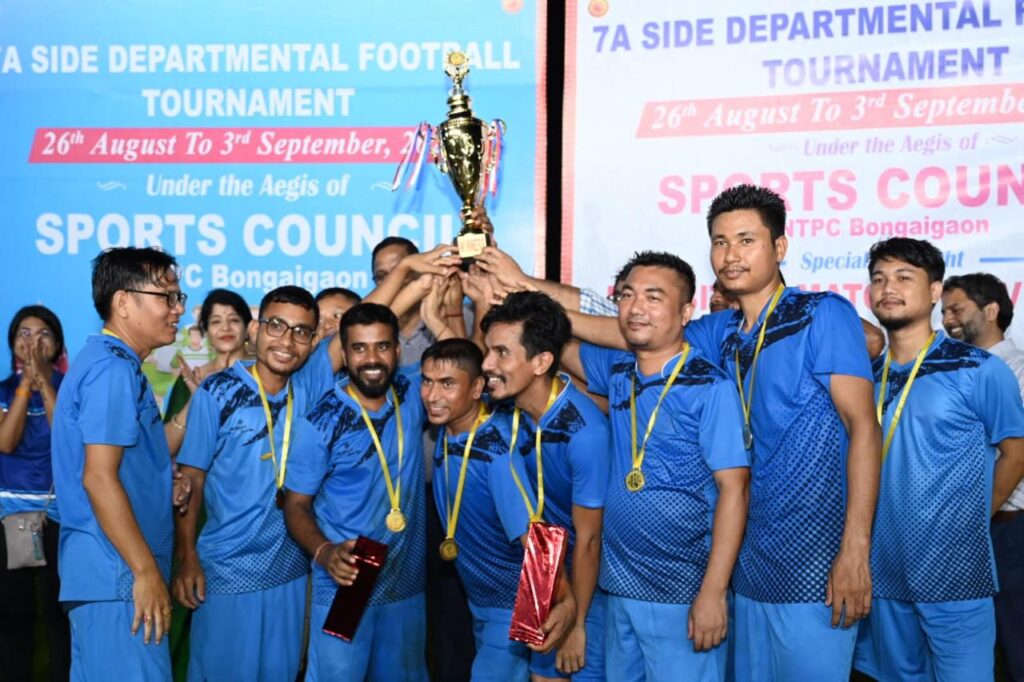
{"left": 941, "top": 287, "right": 989, "bottom": 344}
{"left": 342, "top": 322, "right": 399, "bottom": 400}
{"left": 120, "top": 268, "right": 185, "bottom": 351}
{"left": 317, "top": 294, "right": 357, "bottom": 340}
{"left": 481, "top": 321, "right": 548, "bottom": 401}
{"left": 205, "top": 303, "right": 246, "bottom": 355}
{"left": 709, "top": 208, "right": 786, "bottom": 297}
{"left": 248, "top": 302, "right": 316, "bottom": 379}
{"left": 615, "top": 265, "right": 692, "bottom": 353}
{"left": 420, "top": 358, "right": 484, "bottom": 427}
{"left": 869, "top": 257, "right": 942, "bottom": 331}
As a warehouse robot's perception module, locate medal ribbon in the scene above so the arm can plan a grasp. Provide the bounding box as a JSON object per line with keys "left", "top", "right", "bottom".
{"left": 348, "top": 385, "right": 404, "bottom": 517}
{"left": 508, "top": 378, "right": 562, "bottom": 523}
{"left": 734, "top": 283, "right": 785, "bottom": 435}
{"left": 251, "top": 366, "right": 294, "bottom": 490}
{"left": 630, "top": 345, "right": 690, "bottom": 476}
{"left": 442, "top": 404, "right": 489, "bottom": 543}
{"left": 876, "top": 331, "right": 936, "bottom": 461}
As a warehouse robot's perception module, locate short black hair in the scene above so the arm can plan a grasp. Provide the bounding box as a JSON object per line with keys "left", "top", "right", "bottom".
{"left": 315, "top": 287, "right": 362, "bottom": 305}
{"left": 706, "top": 184, "right": 787, "bottom": 241}
{"left": 371, "top": 237, "right": 418, "bottom": 265}
{"left": 339, "top": 302, "right": 399, "bottom": 346}
{"left": 421, "top": 338, "right": 484, "bottom": 379}
{"left": 258, "top": 286, "right": 319, "bottom": 328}
{"left": 199, "top": 288, "right": 252, "bottom": 334}
{"left": 91, "top": 247, "right": 179, "bottom": 321}
{"left": 480, "top": 291, "right": 571, "bottom": 378}
{"left": 944, "top": 273, "right": 1014, "bottom": 332}
{"left": 618, "top": 251, "right": 697, "bottom": 303}
{"left": 7, "top": 305, "right": 65, "bottom": 370}
{"left": 868, "top": 238, "right": 945, "bottom": 283}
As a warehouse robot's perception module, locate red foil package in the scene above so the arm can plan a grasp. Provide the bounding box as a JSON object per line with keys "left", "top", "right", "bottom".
{"left": 508, "top": 522, "right": 568, "bottom": 646}
{"left": 322, "top": 536, "right": 388, "bottom": 642}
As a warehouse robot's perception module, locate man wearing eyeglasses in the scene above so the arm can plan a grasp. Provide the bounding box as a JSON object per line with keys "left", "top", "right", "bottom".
{"left": 173, "top": 286, "right": 333, "bottom": 681}
{"left": 51, "top": 247, "right": 186, "bottom": 680}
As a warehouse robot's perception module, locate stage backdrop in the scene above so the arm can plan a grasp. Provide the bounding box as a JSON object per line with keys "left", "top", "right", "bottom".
{"left": 565, "top": 0, "right": 1023, "bottom": 336}
{"left": 0, "top": 0, "right": 547, "bottom": 372}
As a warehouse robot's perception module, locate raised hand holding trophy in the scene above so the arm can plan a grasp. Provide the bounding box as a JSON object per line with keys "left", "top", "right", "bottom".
{"left": 392, "top": 51, "right": 505, "bottom": 264}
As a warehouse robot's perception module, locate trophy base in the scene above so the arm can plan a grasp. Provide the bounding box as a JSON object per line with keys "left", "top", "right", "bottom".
{"left": 455, "top": 231, "right": 490, "bottom": 268}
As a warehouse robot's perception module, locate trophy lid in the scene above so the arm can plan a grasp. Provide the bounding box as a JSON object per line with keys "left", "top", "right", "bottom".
{"left": 444, "top": 51, "right": 471, "bottom": 93}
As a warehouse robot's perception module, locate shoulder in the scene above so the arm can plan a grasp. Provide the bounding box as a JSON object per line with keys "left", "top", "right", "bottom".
{"left": 196, "top": 366, "right": 248, "bottom": 404}
{"left": 928, "top": 336, "right": 989, "bottom": 371}
{"left": 783, "top": 289, "right": 856, "bottom": 324}
{"left": 676, "top": 347, "right": 729, "bottom": 386}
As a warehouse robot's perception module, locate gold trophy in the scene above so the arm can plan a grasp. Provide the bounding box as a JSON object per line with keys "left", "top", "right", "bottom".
{"left": 392, "top": 51, "right": 505, "bottom": 262}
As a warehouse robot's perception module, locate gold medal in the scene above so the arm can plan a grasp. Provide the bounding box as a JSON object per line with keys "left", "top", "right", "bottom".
{"left": 386, "top": 508, "right": 407, "bottom": 533}
{"left": 625, "top": 468, "right": 646, "bottom": 492}
{"left": 439, "top": 538, "right": 459, "bottom": 561}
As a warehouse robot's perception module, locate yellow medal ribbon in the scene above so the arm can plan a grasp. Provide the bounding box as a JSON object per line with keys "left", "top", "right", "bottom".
{"left": 440, "top": 403, "right": 489, "bottom": 560}
{"left": 507, "top": 377, "right": 563, "bottom": 523}
{"left": 348, "top": 385, "right": 406, "bottom": 532}
{"left": 876, "top": 331, "right": 936, "bottom": 461}
{"left": 626, "top": 345, "right": 690, "bottom": 492}
{"left": 734, "top": 283, "right": 785, "bottom": 449}
{"left": 250, "top": 366, "right": 294, "bottom": 490}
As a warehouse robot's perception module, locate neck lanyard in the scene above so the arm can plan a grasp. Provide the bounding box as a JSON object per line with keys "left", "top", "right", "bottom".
{"left": 625, "top": 346, "right": 690, "bottom": 492}
{"left": 734, "top": 283, "right": 785, "bottom": 450}
{"left": 507, "top": 377, "right": 562, "bottom": 522}
{"left": 876, "top": 332, "right": 936, "bottom": 461}
{"left": 101, "top": 328, "right": 123, "bottom": 341}
{"left": 250, "top": 366, "right": 294, "bottom": 491}
{"left": 439, "top": 403, "right": 489, "bottom": 560}
{"left": 348, "top": 385, "right": 407, "bottom": 533}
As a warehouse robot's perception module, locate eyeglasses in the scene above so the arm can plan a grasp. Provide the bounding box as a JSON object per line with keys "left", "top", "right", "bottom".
{"left": 17, "top": 327, "right": 54, "bottom": 339}
{"left": 125, "top": 289, "right": 188, "bottom": 308}
{"left": 259, "top": 317, "right": 316, "bottom": 345}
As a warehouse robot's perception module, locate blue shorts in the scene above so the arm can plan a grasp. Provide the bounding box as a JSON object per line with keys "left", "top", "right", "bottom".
{"left": 188, "top": 576, "right": 306, "bottom": 682}
{"left": 68, "top": 601, "right": 171, "bottom": 682}
{"left": 306, "top": 593, "right": 427, "bottom": 682}
{"left": 732, "top": 593, "right": 857, "bottom": 682}
{"left": 530, "top": 590, "right": 606, "bottom": 680}
{"left": 605, "top": 594, "right": 726, "bottom": 682}
{"left": 854, "top": 597, "right": 994, "bottom": 682}
{"left": 467, "top": 602, "right": 529, "bottom": 682}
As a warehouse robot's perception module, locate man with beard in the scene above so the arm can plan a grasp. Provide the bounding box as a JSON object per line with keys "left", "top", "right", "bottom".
{"left": 679, "top": 185, "right": 881, "bottom": 681}
{"left": 51, "top": 247, "right": 185, "bottom": 679}
{"left": 941, "top": 272, "right": 1024, "bottom": 680}
{"left": 479, "top": 292, "right": 610, "bottom": 682}
{"left": 854, "top": 239, "right": 1024, "bottom": 681}
{"left": 420, "top": 338, "right": 578, "bottom": 681}
{"left": 284, "top": 303, "right": 428, "bottom": 680}
{"left": 561, "top": 251, "right": 750, "bottom": 681}
{"left": 173, "top": 286, "right": 332, "bottom": 681}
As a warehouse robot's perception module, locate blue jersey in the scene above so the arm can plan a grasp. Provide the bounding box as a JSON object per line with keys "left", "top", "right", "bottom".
{"left": 516, "top": 375, "right": 610, "bottom": 565}
{"left": 288, "top": 367, "right": 427, "bottom": 608}
{"left": 687, "top": 288, "right": 873, "bottom": 603}
{"left": 177, "top": 361, "right": 319, "bottom": 594}
{"left": 872, "top": 333, "right": 1024, "bottom": 602}
{"left": 0, "top": 372, "right": 62, "bottom": 520}
{"left": 579, "top": 343, "right": 749, "bottom": 604}
{"left": 430, "top": 409, "right": 534, "bottom": 610}
{"left": 51, "top": 334, "right": 172, "bottom": 602}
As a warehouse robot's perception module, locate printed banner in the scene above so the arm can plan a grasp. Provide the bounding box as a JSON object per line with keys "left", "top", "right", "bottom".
{"left": 565, "top": 0, "right": 1023, "bottom": 336}
{"left": 1, "top": 0, "right": 547, "bottom": 373}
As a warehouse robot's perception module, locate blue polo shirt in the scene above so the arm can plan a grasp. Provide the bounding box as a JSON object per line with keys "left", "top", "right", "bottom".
{"left": 51, "top": 334, "right": 172, "bottom": 602}
{"left": 0, "top": 372, "right": 62, "bottom": 520}
{"left": 287, "top": 367, "right": 427, "bottom": 607}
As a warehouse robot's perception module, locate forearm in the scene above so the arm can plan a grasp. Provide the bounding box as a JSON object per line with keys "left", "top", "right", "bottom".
{"left": 391, "top": 280, "right": 429, "bottom": 320}
{"left": 700, "top": 477, "right": 748, "bottom": 593}
{"left": 164, "top": 401, "right": 190, "bottom": 457}
{"left": 84, "top": 470, "right": 160, "bottom": 575}
{"left": 567, "top": 311, "right": 626, "bottom": 349}
{"left": 364, "top": 262, "right": 412, "bottom": 307}
{"left": 527, "top": 278, "right": 582, "bottom": 312}
{"left": 173, "top": 473, "right": 204, "bottom": 559}
{"left": 283, "top": 497, "right": 329, "bottom": 556}
{"left": 840, "top": 420, "right": 881, "bottom": 549}
{"left": 39, "top": 382, "right": 57, "bottom": 425}
{"left": 992, "top": 442, "right": 1024, "bottom": 512}
{"left": 0, "top": 392, "right": 29, "bottom": 452}
{"left": 570, "top": 534, "right": 600, "bottom": 623}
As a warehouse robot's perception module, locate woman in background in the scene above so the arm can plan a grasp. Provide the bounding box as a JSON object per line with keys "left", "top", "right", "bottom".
{"left": 0, "top": 305, "right": 70, "bottom": 681}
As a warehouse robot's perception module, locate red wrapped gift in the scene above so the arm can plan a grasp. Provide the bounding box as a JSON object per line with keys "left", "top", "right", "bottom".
{"left": 508, "top": 522, "right": 569, "bottom": 646}
{"left": 322, "top": 536, "right": 388, "bottom": 642}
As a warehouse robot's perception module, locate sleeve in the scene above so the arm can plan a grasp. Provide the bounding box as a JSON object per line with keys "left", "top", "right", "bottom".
{"left": 284, "top": 417, "right": 330, "bottom": 496}
{"left": 685, "top": 313, "right": 729, "bottom": 367}
{"left": 293, "top": 340, "right": 334, "bottom": 410}
{"left": 578, "top": 342, "right": 619, "bottom": 397}
{"left": 568, "top": 409, "right": 611, "bottom": 509}
{"left": 968, "top": 356, "right": 1024, "bottom": 446}
{"left": 808, "top": 294, "right": 873, "bottom": 384}
{"left": 77, "top": 359, "right": 141, "bottom": 447}
{"left": 175, "top": 385, "right": 221, "bottom": 471}
{"left": 696, "top": 380, "right": 751, "bottom": 471}
{"left": 489, "top": 446, "right": 535, "bottom": 544}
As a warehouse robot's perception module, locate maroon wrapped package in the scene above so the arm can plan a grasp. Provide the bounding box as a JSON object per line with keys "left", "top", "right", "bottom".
{"left": 509, "top": 522, "right": 569, "bottom": 646}
{"left": 322, "top": 536, "right": 388, "bottom": 642}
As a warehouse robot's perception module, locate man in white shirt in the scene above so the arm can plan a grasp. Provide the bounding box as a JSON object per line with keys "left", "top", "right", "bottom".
{"left": 942, "top": 272, "right": 1024, "bottom": 680}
